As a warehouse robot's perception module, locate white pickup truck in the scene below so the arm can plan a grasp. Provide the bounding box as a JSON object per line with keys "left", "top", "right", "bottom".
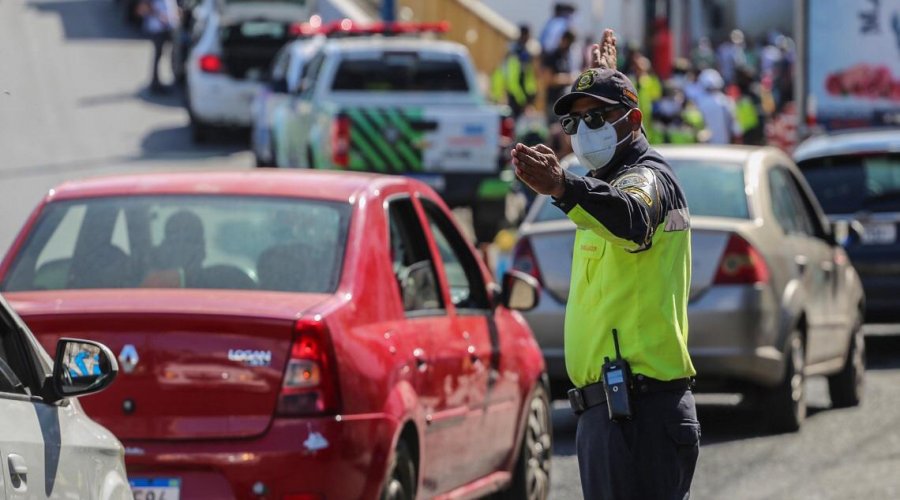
{"left": 270, "top": 33, "right": 514, "bottom": 242}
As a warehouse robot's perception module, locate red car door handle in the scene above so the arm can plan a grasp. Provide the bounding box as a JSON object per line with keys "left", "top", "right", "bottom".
{"left": 467, "top": 345, "right": 481, "bottom": 365}
{"left": 413, "top": 348, "right": 428, "bottom": 372}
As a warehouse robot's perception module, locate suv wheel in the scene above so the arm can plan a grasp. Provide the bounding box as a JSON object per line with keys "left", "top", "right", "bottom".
{"left": 498, "top": 383, "right": 551, "bottom": 500}
{"left": 828, "top": 319, "right": 865, "bottom": 408}
{"left": 381, "top": 440, "right": 416, "bottom": 500}
{"left": 767, "top": 330, "right": 806, "bottom": 433}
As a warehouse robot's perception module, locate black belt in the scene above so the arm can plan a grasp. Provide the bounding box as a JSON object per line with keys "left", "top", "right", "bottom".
{"left": 568, "top": 375, "right": 694, "bottom": 415}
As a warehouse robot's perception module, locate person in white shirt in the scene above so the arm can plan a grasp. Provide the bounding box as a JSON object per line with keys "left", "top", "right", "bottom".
{"left": 694, "top": 68, "right": 739, "bottom": 145}
{"left": 141, "top": 0, "right": 180, "bottom": 92}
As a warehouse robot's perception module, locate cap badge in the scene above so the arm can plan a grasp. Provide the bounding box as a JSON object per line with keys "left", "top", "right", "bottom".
{"left": 576, "top": 70, "right": 596, "bottom": 91}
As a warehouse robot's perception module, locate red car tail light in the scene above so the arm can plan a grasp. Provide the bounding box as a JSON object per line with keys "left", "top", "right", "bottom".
{"left": 511, "top": 236, "right": 543, "bottom": 284}
{"left": 714, "top": 233, "right": 770, "bottom": 285}
{"left": 199, "top": 54, "right": 223, "bottom": 73}
{"left": 331, "top": 114, "right": 351, "bottom": 168}
{"left": 277, "top": 317, "right": 340, "bottom": 416}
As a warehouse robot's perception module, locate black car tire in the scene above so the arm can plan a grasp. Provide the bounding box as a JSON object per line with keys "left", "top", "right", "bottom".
{"left": 767, "top": 329, "right": 806, "bottom": 433}
{"left": 472, "top": 199, "right": 506, "bottom": 244}
{"left": 191, "top": 118, "right": 212, "bottom": 144}
{"left": 498, "top": 383, "right": 551, "bottom": 500}
{"left": 381, "top": 440, "right": 416, "bottom": 500}
{"left": 828, "top": 318, "right": 865, "bottom": 408}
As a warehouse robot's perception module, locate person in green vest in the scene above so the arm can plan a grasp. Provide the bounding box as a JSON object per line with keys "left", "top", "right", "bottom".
{"left": 491, "top": 24, "right": 538, "bottom": 119}
{"left": 631, "top": 56, "right": 663, "bottom": 143}
{"left": 511, "top": 29, "right": 698, "bottom": 500}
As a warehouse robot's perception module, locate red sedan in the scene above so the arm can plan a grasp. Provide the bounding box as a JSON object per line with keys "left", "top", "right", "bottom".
{"left": 0, "top": 170, "right": 550, "bottom": 500}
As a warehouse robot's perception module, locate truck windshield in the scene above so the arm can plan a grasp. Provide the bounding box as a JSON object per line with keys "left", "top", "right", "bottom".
{"left": 799, "top": 153, "right": 900, "bottom": 214}
{"left": 331, "top": 55, "right": 469, "bottom": 92}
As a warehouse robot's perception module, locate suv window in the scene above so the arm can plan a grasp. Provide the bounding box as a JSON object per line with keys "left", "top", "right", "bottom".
{"left": 388, "top": 198, "right": 443, "bottom": 313}
{"left": 799, "top": 153, "right": 900, "bottom": 214}
{"left": 0, "top": 306, "right": 35, "bottom": 396}
{"left": 421, "top": 199, "right": 489, "bottom": 311}
{"left": 220, "top": 21, "right": 291, "bottom": 80}
{"left": 331, "top": 53, "right": 469, "bottom": 92}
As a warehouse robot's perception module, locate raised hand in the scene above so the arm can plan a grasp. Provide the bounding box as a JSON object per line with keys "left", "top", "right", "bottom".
{"left": 590, "top": 29, "right": 618, "bottom": 70}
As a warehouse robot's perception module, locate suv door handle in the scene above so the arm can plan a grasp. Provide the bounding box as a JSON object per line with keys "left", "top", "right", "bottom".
{"left": 9, "top": 453, "right": 27, "bottom": 476}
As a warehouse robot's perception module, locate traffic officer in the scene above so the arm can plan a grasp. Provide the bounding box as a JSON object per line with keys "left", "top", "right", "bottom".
{"left": 491, "top": 24, "right": 538, "bottom": 119}
{"left": 511, "top": 29, "right": 700, "bottom": 500}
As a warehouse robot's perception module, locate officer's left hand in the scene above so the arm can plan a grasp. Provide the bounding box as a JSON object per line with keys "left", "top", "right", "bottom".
{"left": 511, "top": 143, "right": 565, "bottom": 198}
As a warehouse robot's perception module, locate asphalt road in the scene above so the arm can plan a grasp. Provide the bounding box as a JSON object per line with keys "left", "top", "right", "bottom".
{"left": 0, "top": 0, "right": 250, "bottom": 255}
{"left": 549, "top": 334, "right": 900, "bottom": 500}
{"left": 5, "top": 4, "right": 900, "bottom": 500}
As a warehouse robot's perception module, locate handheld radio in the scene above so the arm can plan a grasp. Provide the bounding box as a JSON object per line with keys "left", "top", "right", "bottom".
{"left": 601, "top": 329, "right": 633, "bottom": 421}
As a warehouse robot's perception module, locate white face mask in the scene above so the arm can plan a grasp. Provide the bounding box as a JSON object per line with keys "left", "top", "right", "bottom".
{"left": 571, "top": 110, "right": 633, "bottom": 173}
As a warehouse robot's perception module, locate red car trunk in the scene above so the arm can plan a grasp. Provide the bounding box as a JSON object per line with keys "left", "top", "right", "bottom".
{"left": 6, "top": 289, "right": 330, "bottom": 441}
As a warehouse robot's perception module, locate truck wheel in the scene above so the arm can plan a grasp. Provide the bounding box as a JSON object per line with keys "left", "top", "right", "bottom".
{"left": 767, "top": 330, "right": 806, "bottom": 433}
{"left": 472, "top": 199, "right": 506, "bottom": 244}
{"left": 381, "top": 440, "right": 416, "bottom": 500}
{"left": 498, "top": 383, "right": 551, "bottom": 500}
{"left": 190, "top": 116, "right": 213, "bottom": 144}
{"left": 828, "top": 318, "right": 865, "bottom": 408}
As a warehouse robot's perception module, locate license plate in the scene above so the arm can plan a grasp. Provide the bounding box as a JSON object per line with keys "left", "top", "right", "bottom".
{"left": 409, "top": 174, "right": 446, "bottom": 192}
{"left": 130, "top": 477, "right": 181, "bottom": 500}
{"left": 861, "top": 222, "right": 896, "bottom": 244}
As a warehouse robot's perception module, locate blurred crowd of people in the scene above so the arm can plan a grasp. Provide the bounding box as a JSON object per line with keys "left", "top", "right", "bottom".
{"left": 491, "top": 2, "right": 801, "bottom": 156}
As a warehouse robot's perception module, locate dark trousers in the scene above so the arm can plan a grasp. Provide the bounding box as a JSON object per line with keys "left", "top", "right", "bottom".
{"left": 576, "top": 389, "right": 700, "bottom": 500}
{"left": 150, "top": 31, "right": 171, "bottom": 88}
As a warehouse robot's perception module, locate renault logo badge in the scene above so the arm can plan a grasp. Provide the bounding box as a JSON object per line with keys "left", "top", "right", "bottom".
{"left": 119, "top": 344, "right": 139, "bottom": 374}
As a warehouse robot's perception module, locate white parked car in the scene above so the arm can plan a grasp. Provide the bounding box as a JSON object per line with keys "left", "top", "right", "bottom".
{"left": 185, "top": 0, "right": 315, "bottom": 142}
{"left": 0, "top": 293, "right": 129, "bottom": 499}
{"left": 251, "top": 35, "right": 325, "bottom": 167}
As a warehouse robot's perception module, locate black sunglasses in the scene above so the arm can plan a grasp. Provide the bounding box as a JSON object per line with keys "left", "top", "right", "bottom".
{"left": 559, "top": 105, "right": 626, "bottom": 135}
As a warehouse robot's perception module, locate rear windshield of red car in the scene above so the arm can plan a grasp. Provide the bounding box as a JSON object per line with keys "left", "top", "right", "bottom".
{"left": 1, "top": 196, "right": 351, "bottom": 294}
{"left": 532, "top": 160, "right": 749, "bottom": 222}
{"left": 798, "top": 153, "right": 900, "bottom": 214}
{"left": 331, "top": 53, "right": 469, "bottom": 92}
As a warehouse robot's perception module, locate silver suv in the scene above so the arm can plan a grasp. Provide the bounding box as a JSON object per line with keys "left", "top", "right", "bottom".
{"left": 0, "top": 293, "right": 129, "bottom": 499}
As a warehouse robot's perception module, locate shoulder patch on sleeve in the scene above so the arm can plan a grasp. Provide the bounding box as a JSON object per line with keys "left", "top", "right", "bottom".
{"left": 622, "top": 187, "right": 653, "bottom": 206}
{"left": 664, "top": 208, "right": 691, "bottom": 232}
{"left": 612, "top": 172, "right": 650, "bottom": 189}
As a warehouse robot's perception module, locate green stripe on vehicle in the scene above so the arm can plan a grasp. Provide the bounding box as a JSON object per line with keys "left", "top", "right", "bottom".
{"left": 384, "top": 108, "right": 425, "bottom": 172}
{"left": 477, "top": 178, "right": 513, "bottom": 200}
{"left": 363, "top": 109, "right": 423, "bottom": 172}
{"left": 348, "top": 129, "right": 387, "bottom": 172}
{"left": 347, "top": 108, "right": 406, "bottom": 173}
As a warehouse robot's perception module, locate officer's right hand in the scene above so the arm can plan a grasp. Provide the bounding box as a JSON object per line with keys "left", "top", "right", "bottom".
{"left": 511, "top": 143, "right": 565, "bottom": 199}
